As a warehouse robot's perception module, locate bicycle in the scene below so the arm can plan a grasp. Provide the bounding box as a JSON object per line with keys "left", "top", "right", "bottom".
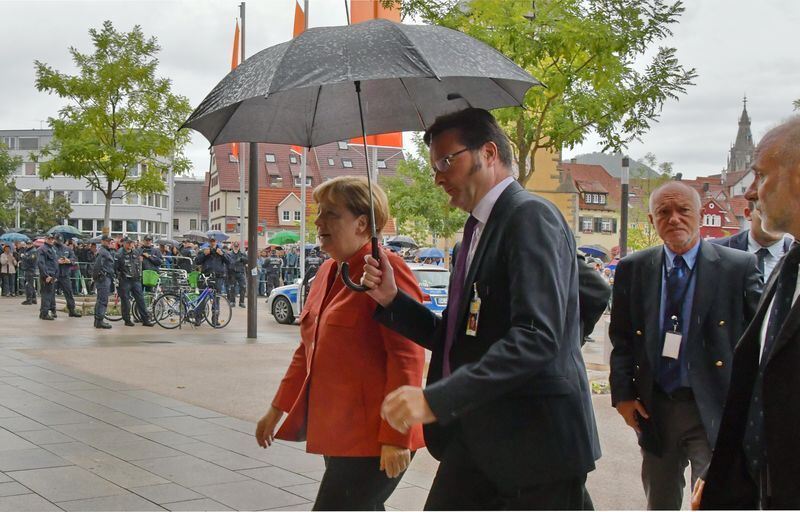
{"left": 151, "top": 274, "right": 232, "bottom": 329}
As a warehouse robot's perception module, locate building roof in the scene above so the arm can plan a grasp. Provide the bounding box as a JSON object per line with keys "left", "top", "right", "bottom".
{"left": 701, "top": 197, "right": 740, "bottom": 229}
{"left": 173, "top": 179, "right": 204, "bottom": 213}
{"left": 561, "top": 162, "right": 619, "bottom": 206}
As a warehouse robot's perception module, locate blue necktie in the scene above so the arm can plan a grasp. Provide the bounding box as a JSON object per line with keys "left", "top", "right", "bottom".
{"left": 743, "top": 242, "right": 800, "bottom": 476}
{"left": 442, "top": 215, "right": 478, "bottom": 377}
{"left": 657, "top": 254, "right": 689, "bottom": 393}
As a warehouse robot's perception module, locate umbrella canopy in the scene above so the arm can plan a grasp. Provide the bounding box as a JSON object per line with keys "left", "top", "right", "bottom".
{"left": 86, "top": 236, "right": 103, "bottom": 244}
{"left": 387, "top": 235, "right": 418, "bottom": 249}
{"left": 418, "top": 247, "right": 445, "bottom": 259}
{"left": 182, "top": 18, "right": 539, "bottom": 147}
{"left": 47, "top": 225, "right": 82, "bottom": 239}
{"left": 183, "top": 230, "right": 209, "bottom": 242}
{"left": 155, "top": 238, "right": 179, "bottom": 246}
{"left": 579, "top": 244, "right": 610, "bottom": 262}
{"left": 269, "top": 231, "right": 301, "bottom": 245}
{"left": 206, "top": 229, "right": 230, "bottom": 242}
{"left": 0, "top": 232, "right": 30, "bottom": 242}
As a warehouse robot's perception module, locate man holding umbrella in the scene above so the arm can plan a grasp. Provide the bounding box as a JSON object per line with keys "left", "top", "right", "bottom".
{"left": 53, "top": 234, "right": 82, "bottom": 318}
{"left": 362, "top": 109, "right": 599, "bottom": 509}
{"left": 194, "top": 235, "right": 232, "bottom": 326}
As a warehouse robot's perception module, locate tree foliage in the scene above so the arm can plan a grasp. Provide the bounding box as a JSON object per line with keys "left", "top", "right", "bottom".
{"left": 381, "top": 136, "right": 466, "bottom": 244}
{"left": 34, "top": 21, "right": 192, "bottom": 233}
{"left": 626, "top": 152, "right": 674, "bottom": 251}
{"left": 18, "top": 191, "right": 73, "bottom": 233}
{"left": 0, "top": 144, "right": 22, "bottom": 228}
{"left": 384, "top": 0, "right": 697, "bottom": 187}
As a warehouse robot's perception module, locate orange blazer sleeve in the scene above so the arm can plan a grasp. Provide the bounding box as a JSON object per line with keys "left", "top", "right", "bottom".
{"left": 377, "top": 253, "right": 426, "bottom": 448}
{"left": 271, "top": 340, "right": 308, "bottom": 413}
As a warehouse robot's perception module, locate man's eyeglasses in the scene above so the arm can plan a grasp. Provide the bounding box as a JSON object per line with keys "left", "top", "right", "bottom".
{"left": 432, "top": 147, "right": 471, "bottom": 174}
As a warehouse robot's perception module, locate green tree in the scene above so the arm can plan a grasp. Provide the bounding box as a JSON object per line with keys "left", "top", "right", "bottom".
{"left": 381, "top": 136, "right": 466, "bottom": 247}
{"left": 18, "top": 191, "right": 73, "bottom": 233}
{"left": 386, "top": 0, "right": 697, "bottom": 187}
{"left": 34, "top": 21, "right": 192, "bottom": 234}
{"left": 0, "top": 144, "right": 23, "bottom": 228}
{"left": 626, "top": 153, "right": 674, "bottom": 251}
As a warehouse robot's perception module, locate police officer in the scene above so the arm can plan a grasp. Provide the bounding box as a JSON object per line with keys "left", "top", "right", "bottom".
{"left": 37, "top": 234, "right": 59, "bottom": 320}
{"left": 93, "top": 235, "right": 115, "bottom": 329}
{"left": 305, "top": 249, "right": 322, "bottom": 280}
{"left": 139, "top": 235, "right": 162, "bottom": 291}
{"left": 227, "top": 241, "right": 247, "bottom": 308}
{"left": 178, "top": 241, "right": 196, "bottom": 273}
{"left": 115, "top": 237, "right": 154, "bottom": 327}
{"left": 19, "top": 241, "right": 38, "bottom": 305}
{"left": 264, "top": 250, "right": 284, "bottom": 296}
{"left": 53, "top": 234, "right": 82, "bottom": 318}
{"left": 194, "top": 236, "right": 232, "bottom": 326}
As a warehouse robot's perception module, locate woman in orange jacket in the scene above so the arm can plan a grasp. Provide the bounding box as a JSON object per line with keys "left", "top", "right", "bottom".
{"left": 255, "top": 176, "right": 425, "bottom": 510}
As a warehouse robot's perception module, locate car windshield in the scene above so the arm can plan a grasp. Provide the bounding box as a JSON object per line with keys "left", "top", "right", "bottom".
{"left": 413, "top": 269, "right": 449, "bottom": 289}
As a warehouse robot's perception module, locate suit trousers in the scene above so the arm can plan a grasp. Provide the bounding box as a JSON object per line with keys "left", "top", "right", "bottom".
{"left": 424, "top": 432, "right": 591, "bottom": 510}
{"left": 641, "top": 391, "right": 711, "bottom": 510}
{"left": 312, "top": 454, "right": 411, "bottom": 511}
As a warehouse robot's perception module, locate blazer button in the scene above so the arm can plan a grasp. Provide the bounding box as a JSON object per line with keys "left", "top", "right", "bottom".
{"left": 715, "top": 360, "right": 724, "bottom": 367}
{"left": 636, "top": 330, "right": 643, "bottom": 336}
{"left": 718, "top": 320, "right": 726, "bottom": 326}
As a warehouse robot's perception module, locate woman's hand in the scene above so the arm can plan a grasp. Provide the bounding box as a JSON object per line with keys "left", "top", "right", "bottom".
{"left": 254, "top": 406, "right": 283, "bottom": 448}
{"left": 379, "top": 444, "right": 411, "bottom": 479}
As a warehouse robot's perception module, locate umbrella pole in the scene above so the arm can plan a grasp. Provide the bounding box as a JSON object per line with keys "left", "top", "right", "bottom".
{"left": 339, "top": 80, "right": 379, "bottom": 292}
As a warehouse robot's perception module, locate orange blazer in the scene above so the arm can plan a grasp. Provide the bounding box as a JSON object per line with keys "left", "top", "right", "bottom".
{"left": 272, "top": 242, "right": 426, "bottom": 456}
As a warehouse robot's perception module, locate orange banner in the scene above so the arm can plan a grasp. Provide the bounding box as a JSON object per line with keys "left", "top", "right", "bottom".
{"left": 231, "top": 19, "right": 241, "bottom": 160}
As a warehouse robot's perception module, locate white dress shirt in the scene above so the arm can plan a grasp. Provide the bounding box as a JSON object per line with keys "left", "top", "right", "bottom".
{"left": 464, "top": 176, "right": 516, "bottom": 278}
{"left": 759, "top": 258, "right": 800, "bottom": 362}
{"left": 748, "top": 232, "right": 788, "bottom": 282}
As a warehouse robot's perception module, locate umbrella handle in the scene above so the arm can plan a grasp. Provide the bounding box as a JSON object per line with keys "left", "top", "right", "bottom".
{"left": 340, "top": 236, "right": 380, "bottom": 292}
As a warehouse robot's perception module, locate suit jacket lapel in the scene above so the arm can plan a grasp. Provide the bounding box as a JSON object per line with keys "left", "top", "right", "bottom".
{"left": 765, "top": 257, "right": 800, "bottom": 364}
{"left": 643, "top": 247, "right": 663, "bottom": 369}
{"left": 455, "top": 182, "right": 520, "bottom": 330}
{"left": 686, "top": 241, "right": 720, "bottom": 348}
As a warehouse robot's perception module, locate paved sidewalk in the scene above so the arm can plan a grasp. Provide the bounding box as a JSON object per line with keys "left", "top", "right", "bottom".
{"left": 0, "top": 348, "right": 432, "bottom": 511}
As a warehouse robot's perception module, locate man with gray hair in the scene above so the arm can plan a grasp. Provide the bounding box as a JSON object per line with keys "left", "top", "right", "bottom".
{"left": 696, "top": 116, "right": 800, "bottom": 509}
{"left": 610, "top": 180, "right": 761, "bottom": 509}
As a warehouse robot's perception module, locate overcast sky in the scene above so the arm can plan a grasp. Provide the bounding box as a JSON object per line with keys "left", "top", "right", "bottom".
{"left": 1, "top": 0, "right": 798, "bottom": 179}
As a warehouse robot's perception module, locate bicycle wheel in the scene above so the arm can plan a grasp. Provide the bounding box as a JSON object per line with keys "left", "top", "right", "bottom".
{"left": 152, "top": 293, "right": 183, "bottom": 329}
{"left": 133, "top": 292, "right": 155, "bottom": 322}
{"left": 205, "top": 294, "right": 232, "bottom": 328}
{"left": 105, "top": 290, "right": 124, "bottom": 321}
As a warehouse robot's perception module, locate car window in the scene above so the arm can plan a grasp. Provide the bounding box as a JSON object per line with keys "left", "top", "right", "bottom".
{"left": 412, "top": 269, "right": 450, "bottom": 289}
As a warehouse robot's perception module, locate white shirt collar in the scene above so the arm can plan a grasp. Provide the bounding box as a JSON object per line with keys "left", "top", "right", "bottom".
{"left": 470, "top": 176, "right": 515, "bottom": 225}
{"left": 747, "top": 231, "right": 787, "bottom": 258}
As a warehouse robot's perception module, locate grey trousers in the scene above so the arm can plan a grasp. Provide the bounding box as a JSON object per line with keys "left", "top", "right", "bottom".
{"left": 641, "top": 392, "right": 712, "bottom": 510}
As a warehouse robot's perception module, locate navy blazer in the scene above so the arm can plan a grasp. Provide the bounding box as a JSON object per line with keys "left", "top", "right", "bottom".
{"left": 375, "top": 181, "right": 600, "bottom": 488}
{"left": 711, "top": 229, "right": 794, "bottom": 253}
{"left": 609, "top": 240, "right": 761, "bottom": 455}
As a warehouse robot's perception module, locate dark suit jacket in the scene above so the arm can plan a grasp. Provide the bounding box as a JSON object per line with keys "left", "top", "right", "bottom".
{"left": 375, "top": 181, "right": 600, "bottom": 488}
{"left": 701, "top": 249, "right": 800, "bottom": 509}
{"left": 609, "top": 240, "right": 761, "bottom": 455}
{"left": 712, "top": 229, "right": 794, "bottom": 253}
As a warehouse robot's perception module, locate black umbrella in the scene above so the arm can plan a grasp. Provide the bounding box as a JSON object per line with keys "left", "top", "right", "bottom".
{"left": 183, "top": 18, "right": 539, "bottom": 291}
{"left": 155, "top": 238, "right": 180, "bottom": 246}
{"left": 387, "top": 235, "right": 418, "bottom": 249}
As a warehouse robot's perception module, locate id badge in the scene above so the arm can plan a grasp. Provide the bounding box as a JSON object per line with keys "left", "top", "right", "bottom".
{"left": 466, "top": 284, "right": 480, "bottom": 337}
{"left": 662, "top": 332, "right": 682, "bottom": 359}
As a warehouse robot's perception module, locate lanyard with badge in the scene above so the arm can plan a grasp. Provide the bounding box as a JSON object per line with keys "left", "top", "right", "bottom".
{"left": 661, "top": 257, "right": 695, "bottom": 360}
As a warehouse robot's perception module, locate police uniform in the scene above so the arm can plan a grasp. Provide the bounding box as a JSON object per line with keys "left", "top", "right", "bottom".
{"left": 264, "top": 252, "right": 283, "bottom": 296}
{"left": 227, "top": 248, "right": 248, "bottom": 307}
{"left": 140, "top": 239, "right": 163, "bottom": 272}
{"left": 178, "top": 245, "right": 196, "bottom": 273}
{"left": 305, "top": 252, "right": 322, "bottom": 280}
{"left": 93, "top": 239, "right": 115, "bottom": 328}
{"left": 19, "top": 245, "right": 38, "bottom": 305}
{"left": 36, "top": 240, "right": 59, "bottom": 320}
{"left": 115, "top": 242, "right": 153, "bottom": 326}
{"left": 194, "top": 242, "right": 232, "bottom": 324}
{"left": 53, "top": 238, "right": 81, "bottom": 317}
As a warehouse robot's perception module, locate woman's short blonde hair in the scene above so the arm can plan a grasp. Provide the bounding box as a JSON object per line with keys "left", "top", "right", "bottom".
{"left": 312, "top": 176, "right": 389, "bottom": 233}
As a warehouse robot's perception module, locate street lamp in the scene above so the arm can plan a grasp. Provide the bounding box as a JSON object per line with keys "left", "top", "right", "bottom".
{"left": 619, "top": 157, "right": 630, "bottom": 258}
{"left": 13, "top": 187, "right": 29, "bottom": 230}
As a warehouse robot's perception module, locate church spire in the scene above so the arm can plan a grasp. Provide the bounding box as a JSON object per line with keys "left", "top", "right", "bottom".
{"left": 727, "top": 96, "right": 754, "bottom": 172}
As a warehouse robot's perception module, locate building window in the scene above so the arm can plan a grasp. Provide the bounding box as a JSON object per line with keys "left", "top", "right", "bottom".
{"left": 599, "top": 194, "right": 606, "bottom": 205}
{"left": 190, "top": 219, "right": 197, "bottom": 230}
{"left": 282, "top": 211, "right": 290, "bottom": 221}
{"left": 294, "top": 177, "right": 312, "bottom": 187}
{"left": 601, "top": 219, "right": 612, "bottom": 232}
{"left": 24, "top": 162, "right": 37, "bottom": 175}
{"left": 377, "top": 159, "right": 387, "bottom": 169}
{"left": 289, "top": 155, "right": 298, "bottom": 164}
{"left": 294, "top": 210, "right": 301, "bottom": 221}
{"left": 236, "top": 196, "right": 240, "bottom": 210}
{"left": 270, "top": 175, "right": 282, "bottom": 187}
{"left": 202, "top": 220, "right": 208, "bottom": 231}
{"left": 129, "top": 165, "right": 139, "bottom": 177}
{"left": 111, "top": 191, "right": 124, "bottom": 205}
{"left": 580, "top": 217, "right": 593, "bottom": 232}
{"left": 1, "top": 137, "right": 15, "bottom": 150}
{"left": 583, "top": 193, "right": 592, "bottom": 204}
{"left": 173, "top": 218, "right": 179, "bottom": 231}
{"left": 69, "top": 191, "right": 80, "bottom": 204}
{"left": 342, "top": 159, "right": 353, "bottom": 168}
{"left": 265, "top": 153, "right": 276, "bottom": 163}
{"left": 229, "top": 153, "right": 238, "bottom": 162}
{"left": 81, "top": 219, "right": 94, "bottom": 232}
{"left": 328, "top": 158, "right": 335, "bottom": 166}
{"left": 112, "top": 220, "right": 123, "bottom": 233}
{"left": 18, "top": 137, "right": 39, "bottom": 150}
{"left": 338, "top": 141, "right": 348, "bottom": 150}
{"left": 127, "top": 220, "right": 138, "bottom": 233}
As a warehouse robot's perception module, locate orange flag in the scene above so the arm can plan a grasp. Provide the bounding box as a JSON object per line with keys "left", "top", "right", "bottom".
{"left": 231, "top": 19, "right": 241, "bottom": 160}
{"left": 291, "top": 1, "right": 306, "bottom": 155}
{"left": 349, "top": 0, "right": 403, "bottom": 149}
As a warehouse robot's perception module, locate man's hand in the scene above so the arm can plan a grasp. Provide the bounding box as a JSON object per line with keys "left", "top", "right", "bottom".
{"left": 379, "top": 444, "right": 411, "bottom": 479}
{"left": 361, "top": 250, "right": 398, "bottom": 308}
{"left": 381, "top": 386, "right": 436, "bottom": 434}
{"left": 216, "top": 248, "right": 223, "bottom": 256}
{"left": 45, "top": 276, "right": 53, "bottom": 283}
{"left": 615, "top": 399, "right": 649, "bottom": 434}
{"left": 254, "top": 406, "right": 284, "bottom": 448}
{"left": 691, "top": 478, "right": 705, "bottom": 510}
